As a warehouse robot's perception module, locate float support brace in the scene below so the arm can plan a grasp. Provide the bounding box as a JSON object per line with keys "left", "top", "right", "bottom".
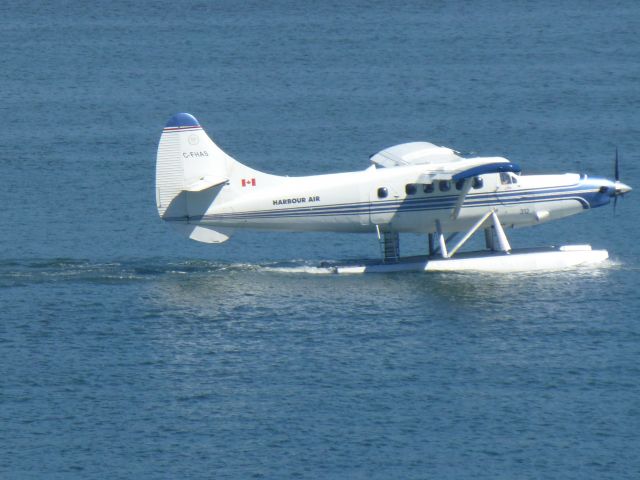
{"left": 435, "top": 220, "right": 448, "bottom": 258}
{"left": 491, "top": 211, "right": 511, "bottom": 253}
{"left": 448, "top": 209, "right": 495, "bottom": 257}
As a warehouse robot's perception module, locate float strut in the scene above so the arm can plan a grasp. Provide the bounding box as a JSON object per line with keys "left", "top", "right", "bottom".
{"left": 484, "top": 227, "right": 495, "bottom": 251}
{"left": 491, "top": 211, "right": 511, "bottom": 253}
{"left": 448, "top": 209, "right": 495, "bottom": 258}
{"left": 435, "top": 209, "right": 512, "bottom": 259}
{"left": 435, "top": 219, "right": 448, "bottom": 258}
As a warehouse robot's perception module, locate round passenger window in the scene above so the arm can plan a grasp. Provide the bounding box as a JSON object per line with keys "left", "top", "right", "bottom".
{"left": 472, "top": 176, "right": 483, "bottom": 189}
{"left": 377, "top": 187, "right": 388, "bottom": 198}
{"left": 405, "top": 184, "right": 417, "bottom": 195}
{"left": 455, "top": 179, "right": 465, "bottom": 190}
{"left": 423, "top": 183, "right": 434, "bottom": 193}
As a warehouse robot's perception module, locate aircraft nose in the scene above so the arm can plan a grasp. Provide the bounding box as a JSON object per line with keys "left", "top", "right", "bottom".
{"left": 615, "top": 181, "right": 632, "bottom": 195}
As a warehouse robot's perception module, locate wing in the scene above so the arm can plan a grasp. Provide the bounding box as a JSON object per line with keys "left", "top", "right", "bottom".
{"left": 370, "top": 142, "right": 460, "bottom": 168}
{"left": 370, "top": 142, "right": 521, "bottom": 219}
{"left": 370, "top": 142, "right": 519, "bottom": 180}
{"left": 417, "top": 159, "right": 521, "bottom": 184}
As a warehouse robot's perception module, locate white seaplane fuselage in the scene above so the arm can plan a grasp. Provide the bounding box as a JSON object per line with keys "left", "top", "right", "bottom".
{"left": 195, "top": 167, "right": 609, "bottom": 235}
{"left": 155, "top": 113, "right": 630, "bottom": 272}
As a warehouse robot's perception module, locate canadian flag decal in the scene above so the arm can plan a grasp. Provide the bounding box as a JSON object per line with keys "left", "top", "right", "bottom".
{"left": 242, "top": 178, "right": 256, "bottom": 187}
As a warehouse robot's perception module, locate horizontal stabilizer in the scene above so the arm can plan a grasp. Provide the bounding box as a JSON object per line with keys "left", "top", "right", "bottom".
{"left": 188, "top": 226, "right": 231, "bottom": 243}
{"left": 183, "top": 175, "right": 228, "bottom": 192}
{"left": 170, "top": 224, "right": 233, "bottom": 244}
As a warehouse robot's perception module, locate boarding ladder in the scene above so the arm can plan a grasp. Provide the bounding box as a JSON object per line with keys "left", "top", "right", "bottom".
{"left": 376, "top": 227, "right": 400, "bottom": 263}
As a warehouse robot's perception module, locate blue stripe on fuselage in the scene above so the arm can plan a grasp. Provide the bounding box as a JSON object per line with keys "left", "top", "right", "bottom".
{"left": 165, "top": 182, "right": 606, "bottom": 223}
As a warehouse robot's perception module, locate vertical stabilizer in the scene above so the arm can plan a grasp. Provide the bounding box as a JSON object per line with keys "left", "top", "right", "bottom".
{"left": 155, "top": 113, "right": 280, "bottom": 243}
{"left": 155, "top": 113, "right": 230, "bottom": 219}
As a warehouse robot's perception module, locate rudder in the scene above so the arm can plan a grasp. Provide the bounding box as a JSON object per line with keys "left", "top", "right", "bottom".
{"left": 155, "top": 113, "right": 234, "bottom": 243}
{"left": 155, "top": 113, "right": 230, "bottom": 219}
{"left": 155, "top": 113, "right": 281, "bottom": 243}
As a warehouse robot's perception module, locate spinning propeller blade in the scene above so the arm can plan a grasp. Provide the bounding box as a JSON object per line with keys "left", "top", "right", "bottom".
{"left": 612, "top": 147, "right": 632, "bottom": 215}
{"left": 614, "top": 148, "right": 619, "bottom": 214}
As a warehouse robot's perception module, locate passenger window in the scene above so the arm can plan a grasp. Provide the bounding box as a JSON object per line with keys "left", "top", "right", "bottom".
{"left": 405, "top": 184, "right": 417, "bottom": 195}
{"left": 439, "top": 180, "right": 451, "bottom": 192}
{"left": 423, "top": 183, "right": 434, "bottom": 194}
{"left": 455, "top": 179, "right": 465, "bottom": 191}
{"left": 377, "top": 187, "right": 388, "bottom": 198}
{"left": 472, "top": 176, "right": 483, "bottom": 189}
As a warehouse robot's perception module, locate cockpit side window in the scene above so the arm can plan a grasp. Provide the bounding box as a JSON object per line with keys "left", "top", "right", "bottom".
{"left": 500, "top": 172, "right": 517, "bottom": 185}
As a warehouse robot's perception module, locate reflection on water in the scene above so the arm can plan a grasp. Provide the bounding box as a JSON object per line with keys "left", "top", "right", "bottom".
{"left": 1, "top": 256, "right": 617, "bottom": 311}
{"left": 1, "top": 256, "right": 624, "bottom": 364}
{"left": 140, "top": 258, "right": 615, "bottom": 316}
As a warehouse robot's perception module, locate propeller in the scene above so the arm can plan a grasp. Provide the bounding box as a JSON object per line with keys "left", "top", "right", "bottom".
{"left": 614, "top": 148, "right": 619, "bottom": 213}
{"left": 612, "top": 147, "right": 632, "bottom": 214}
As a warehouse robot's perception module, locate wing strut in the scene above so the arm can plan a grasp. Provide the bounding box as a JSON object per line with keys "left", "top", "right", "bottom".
{"left": 450, "top": 179, "right": 473, "bottom": 219}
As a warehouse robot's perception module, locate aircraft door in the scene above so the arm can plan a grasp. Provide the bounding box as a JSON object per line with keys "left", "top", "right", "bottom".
{"left": 369, "top": 184, "right": 399, "bottom": 227}
{"left": 358, "top": 182, "right": 370, "bottom": 226}
{"left": 495, "top": 172, "right": 521, "bottom": 207}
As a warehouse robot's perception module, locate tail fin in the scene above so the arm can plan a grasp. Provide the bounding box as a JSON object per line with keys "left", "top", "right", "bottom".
{"left": 155, "top": 113, "right": 274, "bottom": 243}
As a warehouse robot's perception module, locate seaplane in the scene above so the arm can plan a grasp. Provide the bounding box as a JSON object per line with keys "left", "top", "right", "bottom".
{"left": 155, "top": 113, "right": 631, "bottom": 273}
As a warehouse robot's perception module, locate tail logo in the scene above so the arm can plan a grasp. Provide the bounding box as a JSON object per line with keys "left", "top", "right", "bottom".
{"left": 242, "top": 178, "right": 256, "bottom": 187}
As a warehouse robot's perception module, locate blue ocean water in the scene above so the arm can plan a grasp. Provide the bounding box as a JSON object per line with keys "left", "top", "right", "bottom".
{"left": 1, "top": 1, "right": 639, "bottom": 478}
